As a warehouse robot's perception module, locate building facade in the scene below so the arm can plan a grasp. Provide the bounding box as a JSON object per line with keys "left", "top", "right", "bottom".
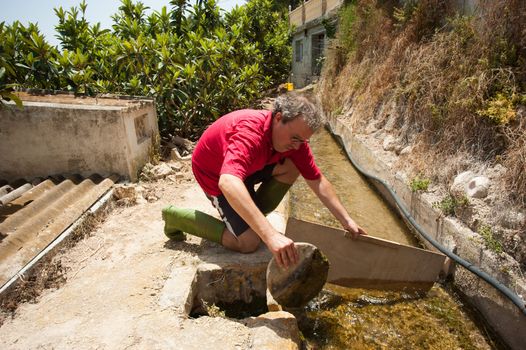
{"left": 289, "top": 0, "right": 343, "bottom": 88}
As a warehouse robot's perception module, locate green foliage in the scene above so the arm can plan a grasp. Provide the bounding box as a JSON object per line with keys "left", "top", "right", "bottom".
{"left": 410, "top": 175, "right": 430, "bottom": 192}
{"left": 0, "top": 0, "right": 291, "bottom": 138}
{"left": 0, "top": 22, "right": 22, "bottom": 108}
{"left": 337, "top": 3, "right": 358, "bottom": 54}
{"left": 433, "top": 195, "right": 469, "bottom": 216}
{"left": 393, "top": 0, "right": 417, "bottom": 28}
{"left": 225, "top": 0, "right": 291, "bottom": 85}
{"left": 477, "top": 91, "right": 524, "bottom": 125}
{"left": 477, "top": 224, "right": 503, "bottom": 254}
{"left": 202, "top": 300, "right": 226, "bottom": 318}
{"left": 0, "top": 67, "right": 22, "bottom": 108}
{"left": 322, "top": 18, "right": 337, "bottom": 39}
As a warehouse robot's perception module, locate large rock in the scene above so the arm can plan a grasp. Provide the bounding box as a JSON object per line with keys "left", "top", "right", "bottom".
{"left": 267, "top": 242, "right": 329, "bottom": 308}
{"left": 466, "top": 176, "right": 490, "bottom": 198}
{"left": 451, "top": 171, "right": 490, "bottom": 199}
{"left": 450, "top": 171, "right": 475, "bottom": 197}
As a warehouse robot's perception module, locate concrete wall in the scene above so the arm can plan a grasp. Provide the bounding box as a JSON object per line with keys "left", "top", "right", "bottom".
{"left": 327, "top": 114, "right": 526, "bottom": 350}
{"left": 0, "top": 93, "right": 158, "bottom": 182}
{"left": 289, "top": 0, "right": 343, "bottom": 27}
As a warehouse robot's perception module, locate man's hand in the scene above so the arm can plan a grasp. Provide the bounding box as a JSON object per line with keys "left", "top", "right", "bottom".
{"left": 265, "top": 233, "right": 299, "bottom": 269}
{"left": 306, "top": 175, "right": 367, "bottom": 240}
{"left": 343, "top": 217, "right": 367, "bottom": 239}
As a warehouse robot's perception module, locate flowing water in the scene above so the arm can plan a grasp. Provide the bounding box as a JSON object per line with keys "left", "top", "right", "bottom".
{"left": 289, "top": 129, "right": 495, "bottom": 349}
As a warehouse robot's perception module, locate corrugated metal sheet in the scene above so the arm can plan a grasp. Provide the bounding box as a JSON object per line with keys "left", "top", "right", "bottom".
{"left": 0, "top": 174, "right": 118, "bottom": 288}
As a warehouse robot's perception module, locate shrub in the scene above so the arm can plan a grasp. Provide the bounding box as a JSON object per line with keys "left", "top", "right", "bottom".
{"left": 0, "top": 0, "right": 291, "bottom": 139}
{"left": 433, "top": 195, "right": 469, "bottom": 217}
{"left": 410, "top": 175, "right": 430, "bottom": 192}
{"left": 478, "top": 224, "right": 503, "bottom": 254}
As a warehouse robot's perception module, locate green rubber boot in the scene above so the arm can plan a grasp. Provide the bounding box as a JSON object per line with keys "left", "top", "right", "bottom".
{"left": 161, "top": 206, "right": 225, "bottom": 244}
{"left": 255, "top": 178, "right": 292, "bottom": 215}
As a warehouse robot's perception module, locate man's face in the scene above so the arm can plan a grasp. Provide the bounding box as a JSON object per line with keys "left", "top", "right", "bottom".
{"left": 272, "top": 112, "right": 314, "bottom": 152}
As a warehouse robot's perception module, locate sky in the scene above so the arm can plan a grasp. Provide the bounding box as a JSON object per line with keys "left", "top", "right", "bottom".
{"left": 0, "top": 0, "right": 247, "bottom": 47}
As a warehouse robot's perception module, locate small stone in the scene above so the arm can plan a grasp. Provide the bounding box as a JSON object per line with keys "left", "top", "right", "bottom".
{"left": 113, "top": 184, "right": 140, "bottom": 205}
{"left": 382, "top": 135, "right": 397, "bottom": 152}
{"left": 151, "top": 163, "right": 174, "bottom": 179}
{"left": 166, "top": 174, "right": 179, "bottom": 183}
{"left": 466, "top": 176, "right": 490, "bottom": 198}
{"left": 244, "top": 311, "right": 301, "bottom": 349}
{"left": 168, "top": 161, "right": 183, "bottom": 172}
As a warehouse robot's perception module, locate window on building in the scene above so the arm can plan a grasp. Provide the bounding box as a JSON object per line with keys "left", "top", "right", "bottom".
{"left": 295, "top": 40, "right": 303, "bottom": 62}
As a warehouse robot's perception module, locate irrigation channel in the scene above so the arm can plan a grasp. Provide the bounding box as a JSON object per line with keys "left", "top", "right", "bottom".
{"left": 288, "top": 129, "right": 496, "bottom": 349}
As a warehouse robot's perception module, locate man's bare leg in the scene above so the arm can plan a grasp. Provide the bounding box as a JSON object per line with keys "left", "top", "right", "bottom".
{"left": 222, "top": 159, "right": 301, "bottom": 253}
{"left": 222, "top": 228, "right": 261, "bottom": 253}
{"left": 272, "top": 158, "right": 300, "bottom": 184}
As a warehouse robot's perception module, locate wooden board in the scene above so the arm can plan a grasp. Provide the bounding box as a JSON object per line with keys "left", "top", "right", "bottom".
{"left": 285, "top": 217, "right": 446, "bottom": 293}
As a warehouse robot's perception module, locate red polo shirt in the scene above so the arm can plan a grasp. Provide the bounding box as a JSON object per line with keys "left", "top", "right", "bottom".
{"left": 192, "top": 109, "right": 321, "bottom": 196}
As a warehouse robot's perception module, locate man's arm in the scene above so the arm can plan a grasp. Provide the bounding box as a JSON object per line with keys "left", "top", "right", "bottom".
{"left": 305, "top": 174, "right": 367, "bottom": 237}
{"left": 218, "top": 174, "right": 299, "bottom": 268}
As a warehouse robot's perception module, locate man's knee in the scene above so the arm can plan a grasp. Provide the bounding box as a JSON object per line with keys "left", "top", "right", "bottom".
{"left": 273, "top": 158, "right": 300, "bottom": 184}
{"left": 237, "top": 231, "right": 261, "bottom": 253}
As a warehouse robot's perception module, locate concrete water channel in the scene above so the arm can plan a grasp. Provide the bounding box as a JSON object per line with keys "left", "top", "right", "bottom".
{"left": 289, "top": 129, "right": 496, "bottom": 349}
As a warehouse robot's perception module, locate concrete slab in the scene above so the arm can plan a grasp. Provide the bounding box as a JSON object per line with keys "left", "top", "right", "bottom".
{"left": 158, "top": 265, "right": 197, "bottom": 314}
{"left": 1, "top": 92, "right": 158, "bottom": 181}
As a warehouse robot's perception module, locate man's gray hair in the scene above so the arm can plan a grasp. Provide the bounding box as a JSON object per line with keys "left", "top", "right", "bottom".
{"left": 272, "top": 94, "right": 323, "bottom": 131}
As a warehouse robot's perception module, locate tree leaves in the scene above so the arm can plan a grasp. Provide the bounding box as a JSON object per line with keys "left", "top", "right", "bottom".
{"left": 0, "top": 0, "right": 291, "bottom": 138}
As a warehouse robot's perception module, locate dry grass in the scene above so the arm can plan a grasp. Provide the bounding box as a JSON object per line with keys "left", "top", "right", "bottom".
{"left": 318, "top": 0, "right": 526, "bottom": 267}
{"left": 502, "top": 108, "right": 526, "bottom": 204}
{"left": 320, "top": 0, "right": 526, "bottom": 208}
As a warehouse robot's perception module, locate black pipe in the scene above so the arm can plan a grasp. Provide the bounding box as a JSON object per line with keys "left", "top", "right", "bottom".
{"left": 326, "top": 122, "right": 526, "bottom": 316}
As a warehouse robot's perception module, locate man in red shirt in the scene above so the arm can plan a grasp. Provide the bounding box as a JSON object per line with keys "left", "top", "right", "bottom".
{"left": 162, "top": 94, "right": 366, "bottom": 268}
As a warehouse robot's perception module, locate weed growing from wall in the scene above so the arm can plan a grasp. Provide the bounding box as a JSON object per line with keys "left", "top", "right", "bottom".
{"left": 477, "top": 224, "right": 503, "bottom": 254}
{"left": 433, "top": 195, "right": 470, "bottom": 217}
{"left": 410, "top": 175, "right": 430, "bottom": 192}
